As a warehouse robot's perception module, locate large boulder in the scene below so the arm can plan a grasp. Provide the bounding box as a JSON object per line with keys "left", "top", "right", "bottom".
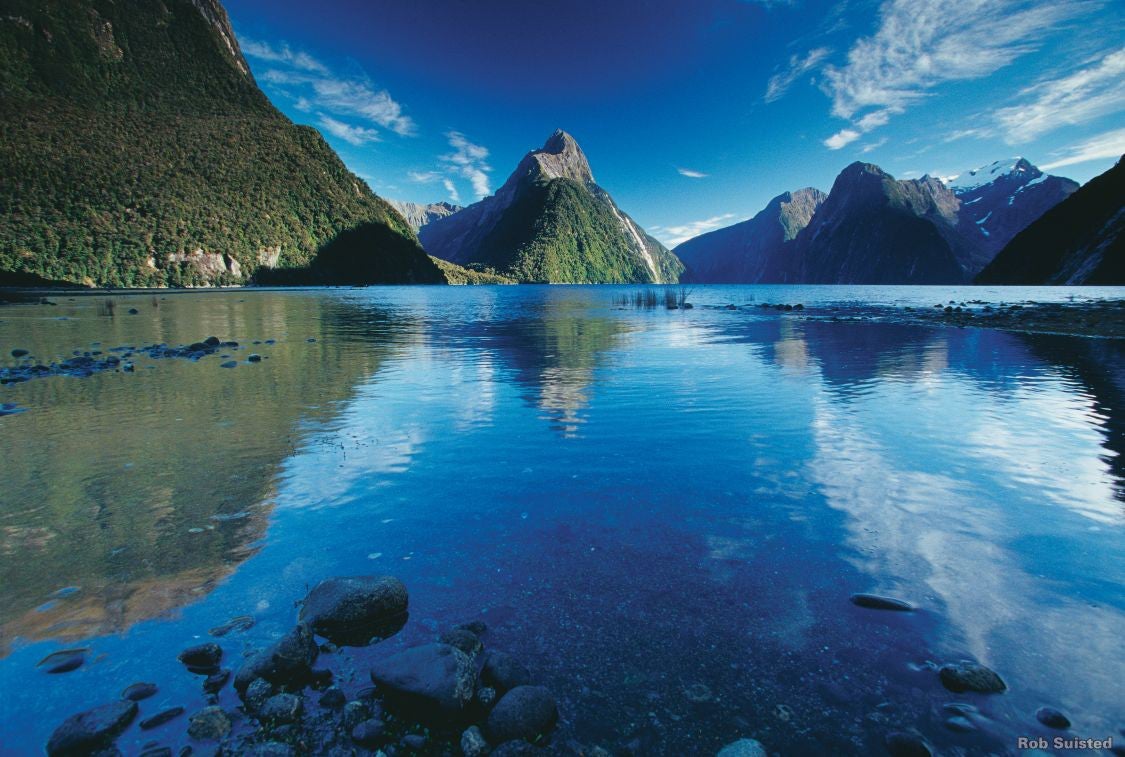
{"left": 235, "top": 625, "right": 319, "bottom": 693}
{"left": 47, "top": 700, "right": 138, "bottom": 756}
{"left": 369, "top": 643, "right": 476, "bottom": 718}
{"left": 482, "top": 651, "right": 532, "bottom": 692}
{"left": 299, "top": 576, "right": 409, "bottom": 646}
{"left": 486, "top": 685, "right": 558, "bottom": 743}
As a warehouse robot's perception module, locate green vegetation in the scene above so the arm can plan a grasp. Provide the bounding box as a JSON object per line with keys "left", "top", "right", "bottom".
{"left": 428, "top": 256, "right": 516, "bottom": 285}
{"left": 0, "top": 0, "right": 441, "bottom": 287}
{"left": 473, "top": 178, "right": 683, "bottom": 283}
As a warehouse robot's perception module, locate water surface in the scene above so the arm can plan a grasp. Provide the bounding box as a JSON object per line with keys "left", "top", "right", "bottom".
{"left": 0, "top": 285, "right": 1122, "bottom": 755}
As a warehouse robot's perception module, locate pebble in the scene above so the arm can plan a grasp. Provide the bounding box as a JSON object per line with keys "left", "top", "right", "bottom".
{"left": 37, "top": 648, "right": 87, "bottom": 674}
{"left": 122, "top": 682, "right": 159, "bottom": 701}
{"left": 258, "top": 693, "right": 303, "bottom": 725}
{"left": 140, "top": 707, "right": 185, "bottom": 730}
{"left": 461, "top": 725, "right": 490, "bottom": 757}
{"left": 187, "top": 706, "right": 231, "bottom": 741}
{"left": 939, "top": 661, "right": 1006, "bottom": 694}
{"left": 486, "top": 685, "right": 558, "bottom": 743}
{"left": 248, "top": 354, "right": 262, "bottom": 362}
{"left": 1036, "top": 707, "right": 1071, "bottom": 729}
{"left": 351, "top": 718, "right": 386, "bottom": 748}
{"left": 849, "top": 593, "right": 913, "bottom": 611}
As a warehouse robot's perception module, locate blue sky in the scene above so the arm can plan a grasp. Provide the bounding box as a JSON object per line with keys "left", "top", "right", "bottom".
{"left": 226, "top": 0, "right": 1125, "bottom": 247}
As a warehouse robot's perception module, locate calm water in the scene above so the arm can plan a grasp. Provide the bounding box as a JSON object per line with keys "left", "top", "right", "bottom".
{"left": 0, "top": 285, "right": 1122, "bottom": 755}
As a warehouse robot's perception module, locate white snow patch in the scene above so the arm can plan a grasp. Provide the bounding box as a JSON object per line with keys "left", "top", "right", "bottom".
{"left": 945, "top": 157, "right": 1027, "bottom": 192}
{"left": 607, "top": 201, "right": 659, "bottom": 281}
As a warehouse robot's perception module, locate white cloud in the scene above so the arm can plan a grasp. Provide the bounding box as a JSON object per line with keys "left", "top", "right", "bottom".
{"left": 317, "top": 115, "right": 381, "bottom": 146}
{"left": 824, "top": 128, "right": 861, "bottom": 149}
{"left": 442, "top": 178, "right": 462, "bottom": 204}
{"left": 441, "top": 132, "right": 493, "bottom": 199}
{"left": 994, "top": 48, "right": 1125, "bottom": 143}
{"left": 239, "top": 34, "right": 415, "bottom": 141}
{"left": 765, "top": 47, "right": 831, "bottom": 102}
{"left": 818, "top": 0, "right": 1090, "bottom": 149}
{"left": 1041, "top": 128, "right": 1125, "bottom": 170}
{"left": 677, "top": 167, "right": 709, "bottom": 178}
{"left": 650, "top": 213, "right": 738, "bottom": 247}
{"left": 408, "top": 170, "right": 442, "bottom": 183}
{"left": 861, "top": 137, "right": 888, "bottom": 153}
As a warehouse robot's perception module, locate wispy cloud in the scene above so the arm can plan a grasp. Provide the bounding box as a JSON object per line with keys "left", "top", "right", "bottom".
{"left": 824, "top": 128, "right": 861, "bottom": 150}
{"left": 650, "top": 214, "right": 738, "bottom": 247}
{"left": 994, "top": 48, "right": 1125, "bottom": 143}
{"left": 408, "top": 132, "right": 493, "bottom": 203}
{"left": 1041, "top": 128, "right": 1125, "bottom": 170}
{"left": 676, "top": 167, "right": 709, "bottom": 178}
{"left": 240, "top": 35, "right": 416, "bottom": 142}
{"left": 317, "top": 115, "right": 380, "bottom": 146}
{"left": 861, "top": 137, "right": 888, "bottom": 153}
{"left": 765, "top": 47, "right": 831, "bottom": 102}
{"left": 819, "top": 0, "right": 1089, "bottom": 149}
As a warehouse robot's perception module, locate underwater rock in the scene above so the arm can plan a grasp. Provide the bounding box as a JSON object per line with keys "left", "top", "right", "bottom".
{"left": 476, "top": 685, "right": 498, "bottom": 711}
{"left": 491, "top": 741, "right": 543, "bottom": 756}
{"left": 209, "top": 615, "right": 254, "bottom": 637}
{"left": 139, "top": 706, "right": 185, "bottom": 730}
{"left": 37, "top": 648, "right": 87, "bottom": 674}
{"left": 234, "top": 625, "right": 318, "bottom": 693}
{"left": 350, "top": 718, "right": 386, "bottom": 748}
{"left": 203, "top": 669, "right": 230, "bottom": 695}
{"left": 884, "top": 732, "right": 931, "bottom": 757}
{"left": 440, "top": 628, "right": 483, "bottom": 656}
{"left": 716, "top": 738, "right": 767, "bottom": 757}
{"left": 11, "top": 348, "right": 29, "bottom": 357}
{"left": 319, "top": 687, "right": 346, "bottom": 708}
{"left": 944, "top": 716, "right": 976, "bottom": 732}
{"left": 178, "top": 643, "right": 222, "bottom": 672}
{"left": 849, "top": 594, "right": 914, "bottom": 611}
{"left": 121, "top": 682, "right": 158, "bottom": 701}
{"left": 482, "top": 651, "right": 532, "bottom": 692}
{"left": 1036, "top": 707, "right": 1071, "bottom": 729}
{"left": 242, "top": 678, "right": 273, "bottom": 712}
{"left": 187, "top": 706, "right": 231, "bottom": 741}
{"left": 402, "top": 733, "right": 427, "bottom": 749}
{"left": 486, "top": 685, "right": 558, "bottom": 743}
{"left": 299, "top": 575, "right": 408, "bottom": 646}
{"left": 461, "top": 725, "right": 490, "bottom": 757}
{"left": 47, "top": 700, "right": 137, "bottom": 755}
{"left": 939, "top": 661, "right": 1006, "bottom": 694}
{"left": 369, "top": 642, "right": 476, "bottom": 717}
{"left": 342, "top": 701, "right": 373, "bottom": 731}
{"left": 258, "top": 693, "right": 303, "bottom": 725}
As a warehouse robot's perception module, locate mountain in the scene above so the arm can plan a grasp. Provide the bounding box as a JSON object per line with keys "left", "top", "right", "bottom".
{"left": 791, "top": 162, "right": 974, "bottom": 284}
{"left": 977, "top": 157, "right": 1125, "bottom": 285}
{"left": 389, "top": 200, "right": 463, "bottom": 232}
{"left": 0, "top": 0, "right": 443, "bottom": 287}
{"left": 945, "top": 158, "right": 1078, "bottom": 269}
{"left": 675, "top": 189, "right": 825, "bottom": 283}
{"left": 419, "top": 130, "right": 683, "bottom": 283}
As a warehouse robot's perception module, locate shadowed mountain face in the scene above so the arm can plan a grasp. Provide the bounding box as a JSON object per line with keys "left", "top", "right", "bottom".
{"left": 389, "top": 200, "right": 463, "bottom": 232}
{"left": 420, "top": 130, "right": 683, "bottom": 283}
{"left": 676, "top": 189, "right": 825, "bottom": 283}
{"left": 0, "top": 0, "right": 442, "bottom": 287}
{"left": 977, "top": 157, "right": 1125, "bottom": 285}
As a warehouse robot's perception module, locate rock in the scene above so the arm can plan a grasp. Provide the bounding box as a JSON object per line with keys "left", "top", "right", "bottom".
{"left": 248, "top": 354, "right": 262, "bottom": 363}
{"left": 401, "top": 733, "right": 427, "bottom": 749}
{"left": 220, "top": 361, "right": 237, "bottom": 369}
{"left": 369, "top": 643, "right": 476, "bottom": 717}
{"left": 351, "top": 719, "right": 386, "bottom": 748}
{"left": 139, "top": 747, "right": 172, "bottom": 757}
{"left": 482, "top": 651, "right": 531, "bottom": 692}
{"left": 203, "top": 337, "right": 221, "bottom": 347}
{"left": 140, "top": 707, "right": 185, "bottom": 730}
{"left": 11, "top": 348, "right": 29, "bottom": 358}
{"left": 319, "top": 687, "right": 346, "bottom": 708}
{"left": 47, "top": 700, "right": 138, "bottom": 755}
{"left": 234, "top": 625, "right": 318, "bottom": 693}
{"left": 884, "top": 732, "right": 931, "bottom": 757}
{"left": 456, "top": 620, "right": 488, "bottom": 636}
{"left": 476, "top": 686, "right": 498, "bottom": 710}
{"left": 203, "top": 670, "right": 230, "bottom": 695}
{"left": 258, "top": 693, "right": 303, "bottom": 725}
{"left": 178, "top": 643, "right": 222, "bottom": 672}
{"left": 127, "top": 308, "right": 139, "bottom": 315}
{"left": 247, "top": 743, "right": 295, "bottom": 757}
{"left": 342, "top": 701, "right": 371, "bottom": 730}
{"left": 208, "top": 615, "right": 254, "bottom": 637}
{"left": 461, "top": 725, "right": 490, "bottom": 757}
{"left": 122, "top": 682, "right": 158, "bottom": 701}
{"left": 944, "top": 716, "right": 975, "bottom": 732}
{"left": 849, "top": 594, "right": 913, "bottom": 611}
{"left": 938, "top": 661, "right": 1006, "bottom": 694}
{"left": 299, "top": 576, "right": 409, "bottom": 646}
{"left": 1036, "top": 707, "right": 1071, "bottom": 729}
{"left": 440, "top": 628, "right": 483, "bottom": 656}
{"left": 310, "top": 667, "right": 333, "bottom": 689}
{"left": 716, "top": 738, "right": 767, "bottom": 757}
{"left": 38, "top": 648, "right": 87, "bottom": 674}
{"left": 486, "top": 686, "right": 558, "bottom": 743}
{"left": 490, "top": 742, "right": 541, "bottom": 756}
{"left": 242, "top": 678, "right": 273, "bottom": 711}
{"left": 187, "top": 707, "right": 231, "bottom": 741}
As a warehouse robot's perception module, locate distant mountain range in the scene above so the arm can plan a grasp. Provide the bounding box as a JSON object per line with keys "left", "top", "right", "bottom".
{"left": 389, "top": 200, "right": 463, "bottom": 232}
{"left": 977, "top": 157, "right": 1124, "bottom": 285}
{"left": 678, "top": 158, "right": 1083, "bottom": 285}
{"left": 420, "top": 130, "right": 683, "bottom": 284}
{"left": 0, "top": 0, "right": 443, "bottom": 287}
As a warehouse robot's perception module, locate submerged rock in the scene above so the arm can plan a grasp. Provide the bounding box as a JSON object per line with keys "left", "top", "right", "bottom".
{"left": 258, "top": 693, "right": 303, "bottom": 725}
{"left": 939, "top": 661, "right": 1006, "bottom": 694}
{"left": 208, "top": 615, "right": 254, "bottom": 637}
{"left": 482, "top": 651, "right": 532, "bottom": 692}
{"left": 369, "top": 642, "right": 476, "bottom": 717}
{"left": 351, "top": 718, "right": 386, "bottom": 748}
{"left": 298, "top": 575, "right": 408, "bottom": 646}
{"left": 47, "top": 700, "right": 137, "bottom": 755}
{"left": 716, "top": 738, "right": 767, "bottom": 757}
{"left": 884, "top": 732, "right": 932, "bottom": 757}
{"left": 234, "top": 625, "right": 318, "bottom": 693}
{"left": 179, "top": 642, "right": 222, "bottom": 672}
{"left": 461, "top": 725, "right": 490, "bottom": 757}
{"left": 37, "top": 648, "right": 87, "bottom": 674}
{"left": 486, "top": 685, "right": 558, "bottom": 743}
{"left": 849, "top": 594, "right": 913, "bottom": 611}
{"left": 1036, "top": 707, "right": 1071, "bottom": 729}
{"left": 203, "top": 669, "right": 230, "bottom": 694}
{"left": 491, "top": 741, "right": 542, "bottom": 756}
{"left": 187, "top": 706, "right": 231, "bottom": 741}
{"left": 440, "top": 628, "right": 483, "bottom": 656}
{"left": 242, "top": 678, "right": 273, "bottom": 712}
{"left": 121, "top": 682, "right": 158, "bottom": 701}
{"left": 139, "top": 706, "right": 185, "bottom": 730}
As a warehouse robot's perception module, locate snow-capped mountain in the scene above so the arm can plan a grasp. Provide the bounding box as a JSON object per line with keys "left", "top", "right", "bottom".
{"left": 943, "top": 158, "right": 1079, "bottom": 268}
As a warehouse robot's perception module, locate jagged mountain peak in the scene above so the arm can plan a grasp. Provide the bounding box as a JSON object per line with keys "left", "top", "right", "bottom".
{"left": 946, "top": 157, "right": 1039, "bottom": 193}
{"left": 500, "top": 129, "right": 595, "bottom": 193}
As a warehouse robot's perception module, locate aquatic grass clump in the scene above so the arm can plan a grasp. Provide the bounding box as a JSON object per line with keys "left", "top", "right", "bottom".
{"left": 615, "top": 286, "right": 692, "bottom": 310}
{"left": 97, "top": 298, "right": 116, "bottom": 317}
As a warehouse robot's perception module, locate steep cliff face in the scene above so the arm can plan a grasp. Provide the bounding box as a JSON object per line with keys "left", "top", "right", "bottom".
{"left": 0, "top": 0, "right": 442, "bottom": 286}
{"left": 977, "top": 157, "right": 1125, "bottom": 285}
{"left": 792, "top": 163, "right": 972, "bottom": 284}
{"left": 420, "top": 130, "right": 683, "bottom": 283}
{"left": 676, "top": 189, "right": 825, "bottom": 283}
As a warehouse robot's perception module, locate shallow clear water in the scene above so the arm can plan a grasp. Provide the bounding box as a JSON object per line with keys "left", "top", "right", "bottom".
{"left": 0, "top": 285, "right": 1122, "bottom": 755}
